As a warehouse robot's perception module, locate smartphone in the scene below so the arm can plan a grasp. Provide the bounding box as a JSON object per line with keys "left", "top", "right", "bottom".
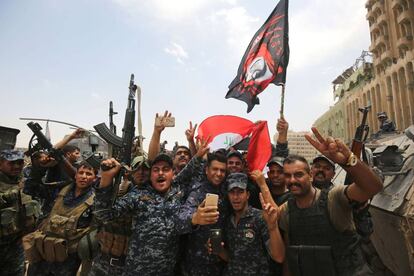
{"left": 155, "top": 116, "right": 175, "bottom": 127}
{"left": 205, "top": 193, "right": 219, "bottom": 207}
{"left": 209, "top": 229, "right": 222, "bottom": 254}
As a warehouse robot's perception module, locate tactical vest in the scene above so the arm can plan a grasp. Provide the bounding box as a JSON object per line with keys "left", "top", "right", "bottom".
{"left": 287, "top": 189, "right": 366, "bottom": 276}
{"left": 22, "top": 184, "right": 94, "bottom": 263}
{"left": 0, "top": 181, "right": 40, "bottom": 238}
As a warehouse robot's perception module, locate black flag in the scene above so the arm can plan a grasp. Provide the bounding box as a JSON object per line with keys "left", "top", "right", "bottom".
{"left": 226, "top": 0, "right": 289, "bottom": 113}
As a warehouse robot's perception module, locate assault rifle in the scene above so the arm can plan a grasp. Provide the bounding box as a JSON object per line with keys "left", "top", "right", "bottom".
{"left": 26, "top": 122, "right": 77, "bottom": 179}
{"left": 94, "top": 74, "right": 137, "bottom": 201}
{"left": 344, "top": 105, "right": 371, "bottom": 185}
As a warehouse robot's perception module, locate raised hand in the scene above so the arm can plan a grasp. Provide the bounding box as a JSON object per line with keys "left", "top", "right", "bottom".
{"left": 195, "top": 138, "right": 210, "bottom": 158}
{"left": 305, "top": 127, "right": 351, "bottom": 165}
{"left": 185, "top": 121, "right": 197, "bottom": 142}
{"left": 154, "top": 110, "right": 172, "bottom": 133}
{"left": 69, "top": 128, "right": 87, "bottom": 139}
{"left": 250, "top": 169, "right": 266, "bottom": 185}
{"left": 260, "top": 193, "right": 279, "bottom": 229}
{"left": 192, "top": 199, "right": 219, "bottom": 225}
{"left": 99, "top": 158, "right": 122, "bottom": 188}
{"left": 276, "top": 117, "right": 289, "bottom": 134}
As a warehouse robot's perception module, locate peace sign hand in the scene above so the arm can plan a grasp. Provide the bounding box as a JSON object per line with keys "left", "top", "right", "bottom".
{"left": 305, "top": 127, "right": 352, "bottom": 166}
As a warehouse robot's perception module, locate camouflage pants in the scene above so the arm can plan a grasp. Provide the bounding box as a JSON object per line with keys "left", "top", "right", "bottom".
{"left": 0, "top": 239, "right": 25, "bottom": 276}
{"left": 27, "top": 253, "right": 81, "bottom": 276}
{"left": 89, "top": 252, "right": 126, "bottom": 276}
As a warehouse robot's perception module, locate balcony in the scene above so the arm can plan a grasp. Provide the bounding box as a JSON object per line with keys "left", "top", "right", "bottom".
{"left": 372, "top": 1, "right": 385, "bottom": 15}
{"left": 397, "top": 35, "right": 413, "bottom": 49}
{"left": 370, "top": 21, "right": 380, "bottom": 32}
{"left": 366, "top": 0, "right": 374, "bottom": 9}
{"left": 392, "top": 0, "right": 403, "bottom": 11}
{"left": 377, "top": 13, "right": 387, "bottom": 25}
{"left": 380, "top": 49, "right": 393, "bottom": 65}
{"left": 375, "top": 35, "right": 388, "bottom": 48}
{"left": 366, "top": 9, "right": 375, "bottom": 21}
{"left": 398, "top": 10, "right": 414, "bottom": 24}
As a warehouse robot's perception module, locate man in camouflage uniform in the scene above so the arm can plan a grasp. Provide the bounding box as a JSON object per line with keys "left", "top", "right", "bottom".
{"left": 25, "top": 161, "right": 97, "bottom": 276}
{"left": 209, "top": 173, "right": 285, "bottom": 276}
{"left": 377, "top": 112, "right": 396, "bottom": 133}
{"left": 311, "top": 155, "right": 336, "bottom": 190}
{"left": 94, "top": 146, "right": 207, "bottom": 276}
{"left": 175, "top": 152, "right": 229, "bottom": 276}
{"left": 1, "top": 149, "right": 40, "bottom": 276}
{"left": 89, "top": 156, "right": 150, "bottom": 276}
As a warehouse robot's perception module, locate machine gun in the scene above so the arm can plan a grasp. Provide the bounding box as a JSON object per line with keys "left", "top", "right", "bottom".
{"left": 26, "top": 122, "right": 77, "bottom": 179}
{"left": 344, "top": 105, "right": 371, "bottom": 185}
{"left": 109, "top": 101, "right": 117, "bottom": 135}
{"left": 94, "top": 74, "right": 137, "bottom": 200}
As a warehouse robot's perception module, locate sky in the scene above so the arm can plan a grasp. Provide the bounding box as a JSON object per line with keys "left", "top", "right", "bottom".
{"left": 0, "top": 0, "right": 370, "bottom": 150}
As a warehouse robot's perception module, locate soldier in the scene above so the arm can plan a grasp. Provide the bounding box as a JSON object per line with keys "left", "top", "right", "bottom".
{"left": 93, "top": 145, "right": 207, "bottom": 275}
{"left": 311, "top": 155, "right": 336, "bottom": 190}
{"left": 377, "top": 112, "right": 396, "bottom": 133}
{"left": 276, "top": 127, "right": 383, "bottom": 275}
{"left": 266, "top": 156, "right": 290, "bottom": 206}
{"left": 25, "top": 161, "right": 97, "bottom": 276}
{"left": 1, "top": 149, "right": 40, "bottom": 276}
{"left": 175, "top": 152, "right": 228, "bottom": 276}
{"left": 89, "top": 156, "right": 150, "bottom": 276}
{"left": 208, "top": 173, "right": 285, "bottom": 276}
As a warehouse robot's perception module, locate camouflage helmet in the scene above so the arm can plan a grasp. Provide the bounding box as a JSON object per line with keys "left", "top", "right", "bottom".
{"left": 0, "top": 149, "right": 25, "bottom": 161}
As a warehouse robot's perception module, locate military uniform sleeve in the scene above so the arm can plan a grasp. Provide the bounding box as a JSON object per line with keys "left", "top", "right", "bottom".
{"left": 93, "top": 184, "right": 141, "bottom": 222}
{"left": 174, "top": 190, "right": 200, "bottom": 234}
{"left": 274, "top": 142, "right": 289, "bottom": 158}
{"left": 328, "top": 185, "right": 355, "bottom": 232}
{"left": 257, "top": 213, "right": 271, "bottom": 252}
{"left": 23, "top": 166, "right": 64, "bottom": 204}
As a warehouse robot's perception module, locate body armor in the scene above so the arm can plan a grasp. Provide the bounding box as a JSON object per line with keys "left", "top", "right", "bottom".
{"left": 287, "top": 189, "right": 366, "bottom": 276}
{"left": 23, "top": 184, "right": 94, "bottom": 263}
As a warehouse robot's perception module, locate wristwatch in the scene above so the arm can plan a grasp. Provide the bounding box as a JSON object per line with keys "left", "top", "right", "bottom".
{"left": 344, "top": 152, "right": 358, "bottom": 167}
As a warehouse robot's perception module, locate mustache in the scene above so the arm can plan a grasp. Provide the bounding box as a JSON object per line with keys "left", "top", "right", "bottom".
{"left": 287, "top": 183, "right": 301, "bottom": 189}
{"left": 316, "top": 171, "right": 325, "bottom": 178}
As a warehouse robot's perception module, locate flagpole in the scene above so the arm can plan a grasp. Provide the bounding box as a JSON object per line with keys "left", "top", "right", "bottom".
{"left": 280, "top": 83, "right": 285, "bottom": 118}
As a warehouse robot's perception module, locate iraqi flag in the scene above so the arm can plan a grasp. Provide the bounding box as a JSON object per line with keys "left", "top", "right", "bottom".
{"left": 197, "top": 115, "right": 271, "bottom": 171}
{"left": 226, "top": 0, "right": 289, "bottom": 113}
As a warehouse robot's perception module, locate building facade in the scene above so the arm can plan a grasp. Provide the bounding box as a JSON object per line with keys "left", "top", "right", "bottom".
{"left": 314, "top": 0, "right": 414, "bottom": 144}
{"left": 274, "top": 131, "right": 319, "bottom": 163}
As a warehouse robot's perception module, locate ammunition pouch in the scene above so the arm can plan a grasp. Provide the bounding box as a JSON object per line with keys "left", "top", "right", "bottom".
{"left": 0, "top": 200, "right": 40, "bottom": 237}
{"left": 287, "top": 245, "right": 336, "bottom": 276}
{"left": 96, "top": 231, "right": 129, "bottom": 257}
{"left": 23, "top": 230, "right": 71, "bottom": 263}
{"left": 48, "top": 214, "right": 77, "bottom": 238}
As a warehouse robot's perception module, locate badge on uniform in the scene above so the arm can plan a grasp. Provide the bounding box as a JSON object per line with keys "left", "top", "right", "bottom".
{"left": 244, "top": 229, "right": 255, "bottom": 240}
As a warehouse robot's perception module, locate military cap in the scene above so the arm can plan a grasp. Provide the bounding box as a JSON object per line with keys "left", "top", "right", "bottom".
{"left": 0, "top": 149, "right": 25, "bottom": 161}
{"left": 151, "top": 153, "right": 173, "bottom": 168}
{"left": 312, "top": 155, "right": 335, "bottom": 170}
{"left": 227, "top": 150, "right": 244, "bottom": 161}
{"left": 131, "top": 155, "right": 150, "bottom": 170}
{"left": 377, "top": 112, "right": 387, "bottom": 118}
{"left": 227, "top": 172, "right": 248, "bottom": 191}
{"left": 267, "top": 156, "right": 284, "bottom": 168}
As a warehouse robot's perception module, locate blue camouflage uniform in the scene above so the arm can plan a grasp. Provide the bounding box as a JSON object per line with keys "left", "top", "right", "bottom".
{"left": 175, "top": 178, "right": 228, "bottom": 276}
{"left": 93, "top": 156, "right": 202, "bottom": 276}
{"left": 224, "top": 206, "right": 271, "bottom": 276}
